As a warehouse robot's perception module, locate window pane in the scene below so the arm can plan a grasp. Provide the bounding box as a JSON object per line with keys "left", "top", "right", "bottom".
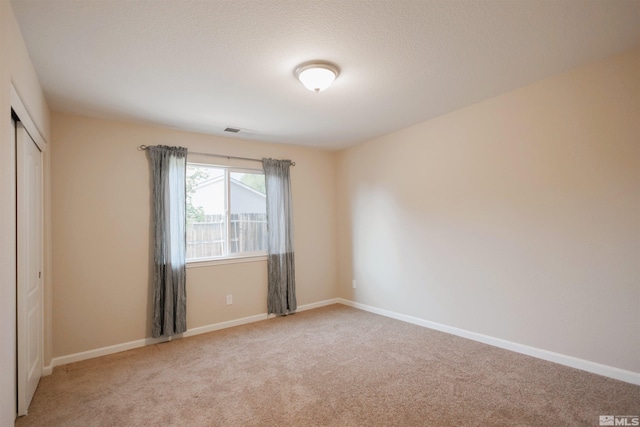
{"left": 229, "top": 172, "right": 267, "bottom": 254}
{"left": 186, "top": 165, "right": 226, "bottom": 259}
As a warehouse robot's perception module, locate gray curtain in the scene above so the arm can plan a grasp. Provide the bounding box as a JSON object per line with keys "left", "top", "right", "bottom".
{"left": 262, "top": 158, "right": 297, "bottom": 315}
{"left": 149, "top": 145, "right": 188, "bottom": 338}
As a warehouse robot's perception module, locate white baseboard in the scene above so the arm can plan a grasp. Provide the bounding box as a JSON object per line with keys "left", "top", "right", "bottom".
{"left": 336, "top": 298, "right": 640, "bottom": 386}
{"left": 298, "top": 298, "right": 339, "bottom": 312}
{"left": 182, "top": 313, "right": 268, "bottom": 338}
{"left": 44, "top": 335, "right": 170, "bottom": 374}
{"left": 43, "top": 298, "right": 340, "bottom": 375}
{"left": 45, "top": 297, "right": 637, "bottom": 386}
{"left": 181, "top": 298, "right": 338, "bottom": 337}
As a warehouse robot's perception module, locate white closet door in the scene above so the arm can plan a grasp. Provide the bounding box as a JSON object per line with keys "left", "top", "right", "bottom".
{"left": 16, "top": 122, "right": 43, "bottom": 416}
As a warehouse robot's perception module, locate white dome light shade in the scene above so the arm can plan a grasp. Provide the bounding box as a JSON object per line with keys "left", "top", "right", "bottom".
{"left": 295, "top": 62, "right": 340, "bottom": 93}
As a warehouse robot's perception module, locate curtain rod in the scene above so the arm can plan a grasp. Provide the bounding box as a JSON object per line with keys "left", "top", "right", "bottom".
{"left": 138, "top": 145, "right": 295, "bottom": 166}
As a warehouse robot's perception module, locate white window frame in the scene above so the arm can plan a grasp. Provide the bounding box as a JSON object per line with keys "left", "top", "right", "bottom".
{"left": 186, "top": 161, "right": 267, "bottom": 267}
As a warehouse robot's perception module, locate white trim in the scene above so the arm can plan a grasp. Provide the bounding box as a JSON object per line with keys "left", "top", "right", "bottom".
{"left": 336, "top": 298, "right": 640, "bottom": 385}
{"left": 182, "top": 299, "right": 338, "bottom": 336}
{"left": 182, "top": 313, "right": 268, "bottom": 338}
{"left": 41, "top": 297, "right": 639, "bottom": 385}
{"left": 187, "top": 157, "right": 262, "bottom": 170}
{"left": 187, "top": 254, "right": 267, "bottom": 268}
{"left": 44, "top": 336, "right": 170, "bottom": 373}
{"left": 10, "top": 84, "right": 47, "bottom": 151}
{"left": 298, "top": 298, "right": 339, "bottom": 312}
{"left": 42, "top": 299, "right": 339, "bottom": 374}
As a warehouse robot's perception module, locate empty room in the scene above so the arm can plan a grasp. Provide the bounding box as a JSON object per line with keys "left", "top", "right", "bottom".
{"left": 1, "top": 0, "right": 639, "bottom": 425}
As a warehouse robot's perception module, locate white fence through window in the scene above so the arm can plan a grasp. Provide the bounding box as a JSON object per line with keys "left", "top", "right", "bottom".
{"left": 187, "top": 213, "right": 267, "bottom": 259}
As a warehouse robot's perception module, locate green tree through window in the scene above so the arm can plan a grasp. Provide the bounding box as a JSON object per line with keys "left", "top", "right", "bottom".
{"left": 186, "top": 167, "right": 209, "bottom": 224}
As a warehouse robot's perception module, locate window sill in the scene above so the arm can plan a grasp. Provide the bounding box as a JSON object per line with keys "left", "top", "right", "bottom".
{"left": 186, "top": 254, "right": 267, "bottom": 268}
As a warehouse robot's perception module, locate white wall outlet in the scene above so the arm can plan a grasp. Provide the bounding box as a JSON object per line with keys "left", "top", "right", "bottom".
{"left": 352, "top": 280, "right": 357, "bottom": 289}
{"left": 226, "top": 295, "right": 233, "bottom": 305}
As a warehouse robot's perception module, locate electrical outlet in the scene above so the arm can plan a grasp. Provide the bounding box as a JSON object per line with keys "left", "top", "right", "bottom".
{"left": 226, "top": 295, "right": 233, "bottom": 305}
{"left": 352, "top": 280, "right": 357, "bottom": 289}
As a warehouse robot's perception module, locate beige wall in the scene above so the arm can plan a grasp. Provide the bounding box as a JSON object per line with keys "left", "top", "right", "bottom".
{"left": 0, "top": 0, "right": 51, "bottom": 424}
{"left": 51, "top": 112, "right": 338, "bottom": 358}
{"left": 337, "top": 48, "right": 640, "bottom": 373}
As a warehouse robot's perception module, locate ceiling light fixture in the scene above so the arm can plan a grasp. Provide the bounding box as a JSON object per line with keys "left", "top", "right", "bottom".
{"left": 294, "top": 61, "right": 340, "bottom": 93}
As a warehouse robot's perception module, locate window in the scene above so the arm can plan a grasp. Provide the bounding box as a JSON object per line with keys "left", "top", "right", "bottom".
{"left": 186, "top": 163, "right": 267, "bottom": 261}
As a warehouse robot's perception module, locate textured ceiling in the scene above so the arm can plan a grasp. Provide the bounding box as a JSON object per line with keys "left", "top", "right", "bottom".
{"left": 10, "top": 0, "right": 640, "bottom": 149}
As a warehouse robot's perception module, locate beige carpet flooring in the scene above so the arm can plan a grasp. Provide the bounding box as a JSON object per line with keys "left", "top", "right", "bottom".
{"left": 16, "top": 304, "right": 639, "bottom": 426}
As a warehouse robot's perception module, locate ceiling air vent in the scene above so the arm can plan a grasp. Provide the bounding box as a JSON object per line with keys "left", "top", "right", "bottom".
{"left": 224, "top": 127, "right": 241, "bottom": 133}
